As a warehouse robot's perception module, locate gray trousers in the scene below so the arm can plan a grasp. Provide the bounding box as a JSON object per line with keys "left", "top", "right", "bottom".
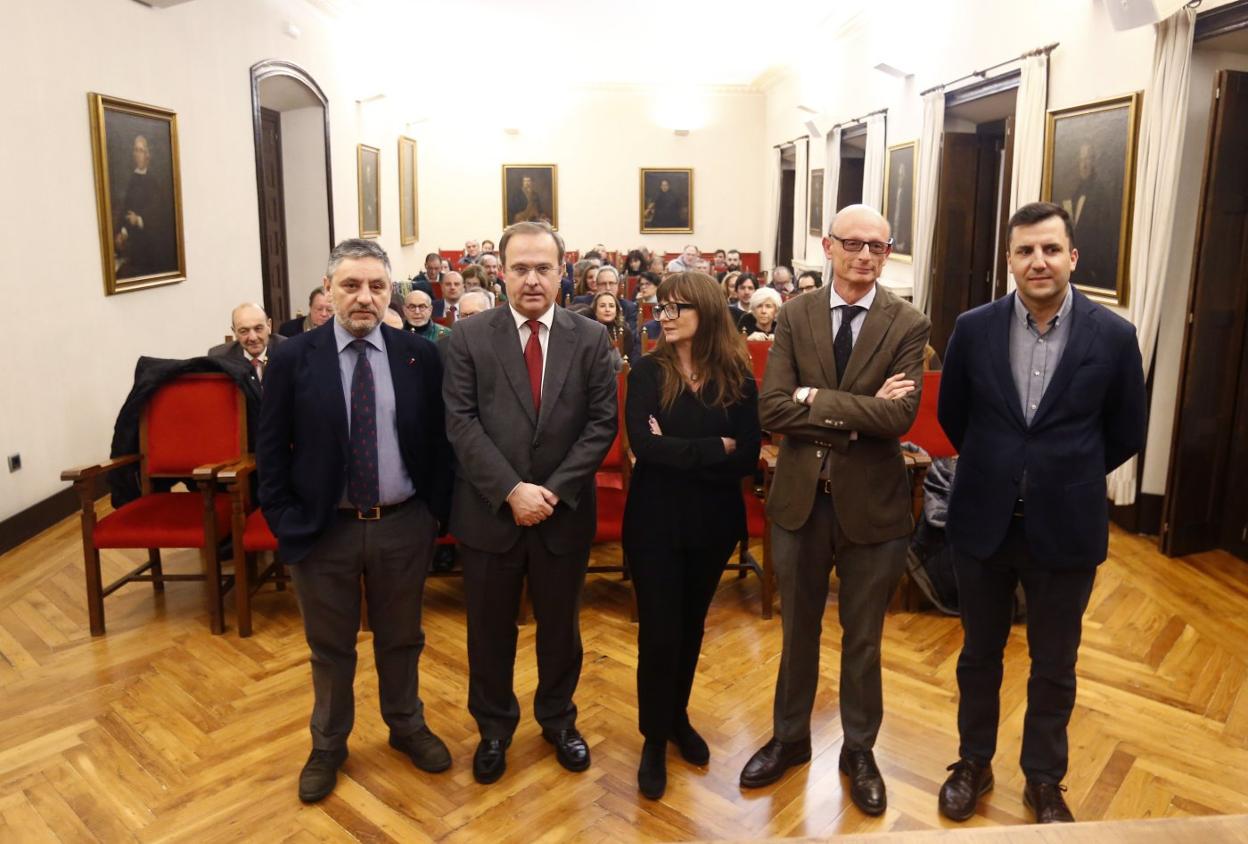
{"left": 771, "top": 493, "right": 908, "bottom": 749}
{"left": 290, "top": 498, "right": 435, "bottom": 751}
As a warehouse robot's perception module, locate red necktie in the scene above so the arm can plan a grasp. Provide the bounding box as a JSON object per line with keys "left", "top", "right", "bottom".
{"left": 252, "top": 357, "right": 264, "bottom": 381}
{"left": 448, "top": 305, "right": 457, "bottom": 322}
{"left": 524, "top": 319, "right": 543, "bottom": 413}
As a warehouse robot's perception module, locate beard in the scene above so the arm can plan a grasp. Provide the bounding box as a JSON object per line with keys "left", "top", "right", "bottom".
{"left": 337, "top": 308, "right": 380, "bottom": 336}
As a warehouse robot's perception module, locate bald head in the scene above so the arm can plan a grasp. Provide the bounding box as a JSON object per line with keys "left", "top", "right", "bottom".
{"left": 230, "top": 302, "right": 271, "bottom": 358}
{"left": 830, "top": 204, "right": 890, "bottom": 238}
{"left": 458, "top": 290, "right": 491, "bottom": 318}
{"left": 404, "top": 289, "right": 433, "bottom": 327}
{"left": 824, "top": 204, "right": 892, "bottom": 293}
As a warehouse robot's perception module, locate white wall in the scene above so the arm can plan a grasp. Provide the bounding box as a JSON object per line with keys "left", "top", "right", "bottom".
{"left": 281, "top": 105, "right": 331, "bottom": 312}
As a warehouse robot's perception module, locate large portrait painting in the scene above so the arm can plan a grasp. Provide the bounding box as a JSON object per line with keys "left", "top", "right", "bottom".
{"left": 883, "top": 141, "right": 917, "bottom": 261}
{"left": 397, "top": 136, "right": 418, "bottom": 246}
{"left": 502, "top": 164, "right": 558, "bottom": 229}
{"left": 1042, "top": 92, "right": 1141, "bottom": 306}
{"left": 89, "top": 93, "right": 185, "bottom": 295}
{"left": 808, "top": 169, "right": 824, "bottom": 236}
{"left": 357, "top": 144, "right": 380, "bottom": 238}
{"left": 640, "top": 168, "right": 693, "bottom": 233}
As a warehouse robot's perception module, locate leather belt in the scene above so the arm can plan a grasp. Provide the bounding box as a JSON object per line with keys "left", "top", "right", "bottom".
{"left": 1011, "top": 498, "right": 1025, "bottom": 518}
{"left": 339, "top": 497, "right": 412, "bottom": 521}
{"left": 817, "top": 479, "right": 834, "bottom": 495}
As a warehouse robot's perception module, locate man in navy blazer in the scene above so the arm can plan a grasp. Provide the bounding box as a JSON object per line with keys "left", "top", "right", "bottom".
{"left": 935, "top": 202, "right": 1146, "bottom": 825}
{"left": 258, "top": 239, "right": 453, "bottom": 803}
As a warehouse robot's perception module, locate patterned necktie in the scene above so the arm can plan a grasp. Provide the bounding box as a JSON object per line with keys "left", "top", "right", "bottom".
{"left": 524, "top": 319, "right": 543, "bottom": 413}
{"left": 448, "top": 305, "right": 457, "bottom": 322}
{"left": 834, "top": 305, "right": 864, "bottom": 383}
{"left": 347, "top": 339, "right": 379, "bottom": 512}
{"left": 251, "top": 357, "right": 263, "bottom": 382}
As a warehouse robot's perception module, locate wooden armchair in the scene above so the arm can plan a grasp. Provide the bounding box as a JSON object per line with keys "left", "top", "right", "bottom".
{"left": 589, "top": 362, "right": 637, "bottom": 621}
{"left": 60, "top": 373, "right": 245, "bottom": 635}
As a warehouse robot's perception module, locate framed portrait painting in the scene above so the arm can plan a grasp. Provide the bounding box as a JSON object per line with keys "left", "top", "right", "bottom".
{"left": 397, "top": 136, "right": 418, "bottom": 246}
{"left": 502, "top": 164, "right": 558, "bottom": 229}
{"left": 1042, "top": 92, "right": 1141, "bottom": 306}
{"left": 357, "top": 144, "right": 380, "bottom": 238}
{"left": 640, "top": 168, "right": 693, "bottom": 233}
{"left": 88, "top": 93, "right": 186, "bottom": 295}
{"left": 883, "top": 141, "right": 917, "bottom": 261}
{"left": 808, "top": 169, "right": 824, "bottom": 236}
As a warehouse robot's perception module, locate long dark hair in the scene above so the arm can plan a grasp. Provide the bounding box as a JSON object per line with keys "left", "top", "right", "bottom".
{"left": 651, "top": 272, "right": 751, "bottom": 411}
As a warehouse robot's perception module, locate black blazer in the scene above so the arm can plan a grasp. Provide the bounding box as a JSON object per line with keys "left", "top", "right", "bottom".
{"left": 937, "top": 288, "right": 1146, "bottom": 569}
{"left": 257, "top": 322, "right": 453, "bottom": 564}
{"left": 621, "top": 356, "right": 761, "bottom": 551}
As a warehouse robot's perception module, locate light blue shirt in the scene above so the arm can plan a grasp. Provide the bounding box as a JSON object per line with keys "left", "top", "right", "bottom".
{"left": 333, "top": 321, "right": 416, "bottom": 506}
{"left": 1009, "top": 288, "right": 1073, "bottom": 426}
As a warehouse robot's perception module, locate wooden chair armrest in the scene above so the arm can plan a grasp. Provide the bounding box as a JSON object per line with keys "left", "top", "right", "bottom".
{"left": 61, "top": 454, "right": 139, "bottom": 482}
{"left": 217, "top": 455, "right": 257, "bottom": 486}
{"left": 192, "top": 459, "right": 243, "bottom": 483}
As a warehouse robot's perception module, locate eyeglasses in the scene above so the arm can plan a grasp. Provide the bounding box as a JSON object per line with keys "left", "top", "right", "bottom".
{"left": 655, "top": 302, "right": 696, "bottom": 320}
{"left": 405, "top": 303, "right": 432, "bottom": 311}
{"left": 829, "top": 234, "right": 893, "bottom": 255}
{"left": 508, "top": 264, "right": 560, "bottom": 279}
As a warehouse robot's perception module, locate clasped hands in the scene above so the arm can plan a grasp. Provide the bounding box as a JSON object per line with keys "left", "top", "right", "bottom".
{"left": 507, "top": 482, "right": 560, "bottom": 527}
{"left": 649, "top": 415, "right": 735, "bottom": 454}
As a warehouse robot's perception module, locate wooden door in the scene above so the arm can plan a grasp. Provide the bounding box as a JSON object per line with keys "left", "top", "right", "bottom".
{"left": 777, "top": 168, "right": 796, "bottom": 269}
{"left": 928, "top": 133, "right": 980, "bottom": 357}
{"left": 1162, "top": 70, "right": 1248, "bottom": 558}
{"left": 837, "top": 157, "right": 865, "bottom": 209}
{"left": 993, "top": 114, "right": 1015, "bottom": 300}
{"left": 258, "top": 107, "right": 290, "bottom": 321}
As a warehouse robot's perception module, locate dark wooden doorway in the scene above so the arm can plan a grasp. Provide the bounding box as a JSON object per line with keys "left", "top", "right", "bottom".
{"left": 257, "top": 107, "right": 289, "bottom": 322}
{"left": 928, "top": 117, "right": 1015, "bottom": 357}
{"left": 1163, "top": 69, "right": 1248, "bottom": 561}
{"left": 776, "top": 146, "right": 796, "bottom": 269}
{"left": 837, "top": 123, "right": 867, "bottom": 210}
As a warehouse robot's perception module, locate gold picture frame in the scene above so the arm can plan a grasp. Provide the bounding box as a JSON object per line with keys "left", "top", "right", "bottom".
{"left": 397, "top": 136, "right": 418, "bottom": 246}
{"left": 88, "top": 93, "right": 186, "bottom": 295}
{"left": 808, "top": 169, "right": 824, "bottom": 236}
{"left": 882, "top": 140, "right": 917, "bottom": 263}
{"left": 639, "top": 168, "right": 693, "bottom": 233}
{"left": 1041, "top": 92, "right": 1142, "bottom": 306}
{"left": 357, "top": 143, "right": 380, "bottom": 238}
{"left": 501, "top": 164, "right": 558, "bottom": 230}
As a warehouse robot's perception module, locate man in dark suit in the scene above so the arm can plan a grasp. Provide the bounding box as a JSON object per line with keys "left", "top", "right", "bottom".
{"left": 935, "top": 202, "right": 1146, "bottom": 825}
{"left": 279, "top": 287, "right": 336, "bottom": 337}
{"left": 208, "top": 303, "right": 285, "bottom": 391}
{"left": 431, "top": 271, "right": 465, "bottom": 322}
{"left": 443, "top": 220, "right": 618, "bottom": 785}
{"left": 740, "top": 205, "right": 930, "bottom": 816}
{"left": 257, "top": 239, "right": 453, "bottom": 803}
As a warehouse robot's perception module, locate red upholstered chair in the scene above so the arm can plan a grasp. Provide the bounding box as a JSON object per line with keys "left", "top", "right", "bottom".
{"left": 747, "top": 340, "right": 772, "bottom": 391}
{"left": 626, "top": 276, "right": 641, "bottom": 300}
{"left": 641, "top": 331, "right": 659, "bottom": 356}
{"left": 430, "top": 280, "right": 443, "bottom": 299}
{"left": 728, "top": 462, "right": 774, "bottom": 619}
{"left": 219, "top": 457, "right": 283, "bottom": 638}
{"left": 638, "top": 302, "right": 655, "bottom": 324}
{"left": 901, "top": 371, "right": 957, "bottom": 459}
{"left": 60, "top": 373, "right": 245, "bottom": 636}
{"left": 588, "top": 363, "right": 637, "bottom": 621}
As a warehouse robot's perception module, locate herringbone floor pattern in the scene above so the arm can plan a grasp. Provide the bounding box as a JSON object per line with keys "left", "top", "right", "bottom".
{"left": 1, "top": 507, "right": 1247, "bottom": 841}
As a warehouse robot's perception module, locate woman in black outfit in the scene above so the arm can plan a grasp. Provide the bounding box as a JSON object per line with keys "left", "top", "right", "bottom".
{"left": 622, "top": 271, "right": 763, "bottom": 799}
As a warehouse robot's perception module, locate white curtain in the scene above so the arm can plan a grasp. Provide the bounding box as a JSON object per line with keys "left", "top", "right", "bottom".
{"left": 822, "top": 126, "right": 843, "bottom": 282}
{"left": 1009, "top": 52, "right": 1049, "bottom": 217}
{"left": 911, "top": 91, "right": 945, "bottom": 314}
{"left": 792, "top": 139, "right": 808, "bottom": 264}
{"left": 861, "top": 113, "right": 887, "bottom": 212}
{"left": 1108, "top": 7, "right": 1196, "bottom": 505}
{"left": 766, "top": 147, "right": 785, "bottom": 269}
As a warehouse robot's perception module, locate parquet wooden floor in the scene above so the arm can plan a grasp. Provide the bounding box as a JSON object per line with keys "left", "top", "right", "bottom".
{"left": 2, "top": 504, "right": 1247, "bottom": 842}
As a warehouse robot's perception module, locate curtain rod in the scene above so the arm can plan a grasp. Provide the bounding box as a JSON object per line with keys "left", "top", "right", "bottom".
{"left": 920, "top": 42, "right": 1059, "bottom": 97}
{"left": 829, "top": 107, "right": 888, "bottom": 133}
{"left": 772, "top": 133, "right": 810, "bottom": 150}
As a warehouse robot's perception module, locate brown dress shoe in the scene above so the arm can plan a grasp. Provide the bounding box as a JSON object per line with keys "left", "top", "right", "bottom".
{"left": 298, "top": 747, "right": 348, "bottom": 803}
{"left": 938, "top": 758, "right": 994, "bottom": 821}
{"left": 389, "top": 726, "right": 452, "bottom": 773}
{"left": 739, "top": 737, "right": 812, "bottom": 788}
{"left": 838, "top": 748, "right": 886, "bottom": 815}
{"left": 1023, "top": 781, "right": 1075, "bottom": 823}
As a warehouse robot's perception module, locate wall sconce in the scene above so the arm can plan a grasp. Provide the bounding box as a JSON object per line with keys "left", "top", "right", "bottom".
{"left": 873, "top": 62, "right": 912, "bottom": 79}
{"left": 504, "top": 127, "right": 520, "bottom": 135}
{"left": 673, "top": 128, "right": 690, "bottom": 136}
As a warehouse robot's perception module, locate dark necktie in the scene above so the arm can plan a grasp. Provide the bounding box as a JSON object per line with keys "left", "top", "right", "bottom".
{"left": 524, "top": 319, "right": 543, "bottom": 413}
{"left": 347, "top": 339, "right": 379, "bottom": 512}
{"left": 447, "top": 304, "right": 457, "bottom": 322}
{"left": 251, "top": 357, "right": 263, "bottom": 382}
{"left": 834, "top": 305, "right": 864, "bottom": 383}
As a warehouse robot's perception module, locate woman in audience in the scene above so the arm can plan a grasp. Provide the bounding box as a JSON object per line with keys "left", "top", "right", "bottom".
{"left": 648, "top": 253, "right": 667, "bottom": 276}
{"left": 624, "top": 249, "right": 647, "bottom": 276}
{"left": 738, "top": 286, "right": 782, "bottom": 340}
{"left": 622, "top": 271, "right": 762, "bottom": 800}
{"left": 572, "top": 260, "right": 599, "bottom": 300}
{"left": 721, "top": 271, "right": 741, "bottom": 307}
{"left": 591, "top": 291, "right": 633, "bottom": 371}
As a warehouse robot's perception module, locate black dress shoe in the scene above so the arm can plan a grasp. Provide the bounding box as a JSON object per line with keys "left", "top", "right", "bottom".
{"left": 1024, "top": 781, "right": 1075, "bottom": 823}
{"left": 739, "top": 737, "right": 812, "bottom": 788}
{"left": 839, "top": 748, "right": 887, "bottom": 816}
{"left": 637, "top": 740, "right": 667, "bottom": 800}
{"left": 389, "top": 726, "right": 452, "bottom": 773}
{"left": 670, "top": 721, "right": 710, "bottom": 766}
{"left": 473, "top": 737, "right": 511, "bottom": 784}
{"left": 938, "top": 758, "right": 994, "bottom": 821}
{"left": 542, "top": 728, "right": 591, "bottom": 772}
{"left": 298, "top": 747, "right": 348, "bottom": 803}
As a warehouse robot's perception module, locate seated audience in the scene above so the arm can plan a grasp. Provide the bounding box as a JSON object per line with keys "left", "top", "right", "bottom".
{"left": 478, "top": 253, "right": 504, "bottom": 300}
{"left": 725, "top": 249, "right": 743, "bottom": 274}
{"left": 440, "top": 257, "right": 451, "bottom": 274}
{"left": 712, "top": 249, "right": 727, "bottom": 275}
{"left": 770, "top": 266, "right": 794, "bottom": 296}
{"left": 624, "top": 249, "right": 647, "bottom": 276}
{"left": 636, "top": 273, "right": 660, "bottom": 304}
{"left": 481, "top": 238, "right": 496, "bottom": 254}
{"left": 796, "top": 270, "right": 822, "bottom": 294}
{"left": 403, "top": 290, "right": 451, "bottom": 343}
{"left": 722, "top": 271, "right": 741, "bottom": 306}
{"left": 666, "top": 244, "right": 701, "bottom": 273}
{"left": 571, "top": 260, "right": 599, "bottom": 299}
{"left": 433, "top": 271, "right": 465, "bottom": 321}
{"left": 209, "top": 302, "right": 285, "bottom": 383}
{"left": 279, "top": 287, "right": 334, "bottom": 337}
{"left": 582, "top": 266, "right": 637, "bottom": 326}
{"left": 648, "top": 253, "right": 667, "bottom": 275}
{"left": 411, "top": 252, "right": 442, "bottom": 294}
{"left": 739, "top": 286, "right": 782, "bottom": 339}
{"left": 730, "top": 273, "right": 758, "bottom": 324}
{"left": 456, "top": 289, "right": 491, "bottom": 319}
{"left": 591, "top": 291, "right": 634, "bottom": 372}
{"left": 457, "top": 239, "right": 481, "bottom": 267}
{"left": 382, "top": 309, "right": 405, "bottom": 329}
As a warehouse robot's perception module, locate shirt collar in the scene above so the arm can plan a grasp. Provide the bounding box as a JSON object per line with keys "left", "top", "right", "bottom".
{"left": 1013, "top": 285, "right": 1073, "bottom": 330}
{"left": 334, "top": 319, "right": 384, "bottom": 354}
{"left": 828, "top": 282, "right": 877, "bottom": 312}
{"left": 243, "top": 347, "right": 266, "bottom": 364}
{"left": 510, "top": 302, "right": 556, "bottom": 332}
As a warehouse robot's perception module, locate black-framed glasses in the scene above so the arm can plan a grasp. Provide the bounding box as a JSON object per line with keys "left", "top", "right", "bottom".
{"left": 655, "top": 302, "right": 696, "bottom": 320}
{"left": 829, "top": 234, "right": 893, "bottom": 255}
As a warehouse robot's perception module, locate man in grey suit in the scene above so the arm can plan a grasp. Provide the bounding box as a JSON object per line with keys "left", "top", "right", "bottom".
{"left": 443, "top": 220, "right": 618, "bottom": 785}
{"left": 208, "top": 302, "right": 285, "bottom": 386}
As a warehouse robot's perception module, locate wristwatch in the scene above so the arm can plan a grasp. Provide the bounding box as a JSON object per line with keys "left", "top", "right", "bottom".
{"left": 794, "top": 387, "right": 812, "bottom": 405}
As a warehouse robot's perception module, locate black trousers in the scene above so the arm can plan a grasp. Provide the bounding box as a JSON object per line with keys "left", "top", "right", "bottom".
{"left": 629, "top": 540, "right": 736, "bottom": 741}
{"left": 461, "top": 530, "right": 589, "bottom": 740}
{"left": 954, "top": 517, "right": 1097, "bottom": 783}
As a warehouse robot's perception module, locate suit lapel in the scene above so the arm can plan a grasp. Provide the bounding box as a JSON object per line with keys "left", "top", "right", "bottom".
{"left": 491, "top": 307, "right": 539, "bottom": 425}
{"left": 310, "top": 323, "right": 350, "bottom": 457}
{"left": 806, "top": 288, "right": 840, "bottom": 389}
{"left": 840, "top": 286, "right": 894, "bottom": 390}
{"left": 991, "top": 294, "right": 1027, "bottom": 429}
{"left": 537, "top": 308, "right": 578, "bottom": 431}
{"left": 381, "top": 325, "right": 418, "bottom": 433}
{"left": 1031, "top": 288, "right": 1100, "bottom": 427}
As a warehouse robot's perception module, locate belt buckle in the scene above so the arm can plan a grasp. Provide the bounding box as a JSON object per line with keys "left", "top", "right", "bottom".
{"left": 357, "top": 506, "right": 381, "bottom": 521}
{"left": 819, "top": 479, "right": 833, "bottom": 495}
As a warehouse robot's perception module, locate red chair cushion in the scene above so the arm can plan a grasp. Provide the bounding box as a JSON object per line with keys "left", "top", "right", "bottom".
{"left": 146, "top": 375, "right": 243, "bottom": 475}
{"left": 437, "top": 533, "right": 457, "bottom": 546}
{"left": 902, "top": 371, "right": 957, "bottom": 458}
{"left": 242, "top": 508, "right": 279, "bottom": 552}
{"left": 747, "top": 340, "right": 772, "bottom": 388}
{"left": 594, "top": 486, "right": 625, "bottom": 543}
{"left": 94, "top": 492, "right": 232, "bottom": 549}
{"left": 744, "top": 487, "right": 767, "bottom": 538}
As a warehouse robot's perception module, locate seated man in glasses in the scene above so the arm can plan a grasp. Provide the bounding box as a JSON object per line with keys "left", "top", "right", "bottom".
{"left": 403, "top": 290, "right": 451, "bottom": 344}
{"left": 740, "top": 205, "right": 930, "bottom": 818}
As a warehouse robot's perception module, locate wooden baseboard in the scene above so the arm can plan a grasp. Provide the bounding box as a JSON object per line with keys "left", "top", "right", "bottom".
{"left": 1109, "top": 492, "right": 1163, "bottom": 536}
{"left": 0, "top": 480, "right": 104, "bottom": 556}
